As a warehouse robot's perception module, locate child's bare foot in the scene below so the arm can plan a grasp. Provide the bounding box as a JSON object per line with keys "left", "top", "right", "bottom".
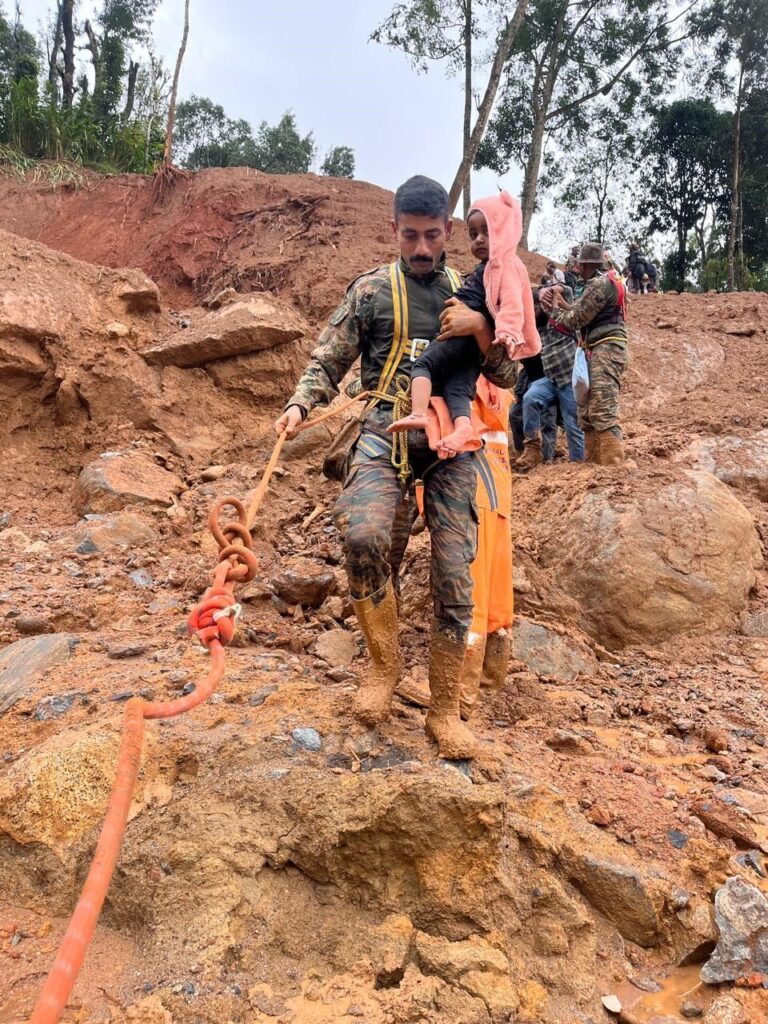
{"left": 388, "top": 412, "right": 429, "bottom": 433}
{"left": 437, "top": 420, "right": 476, "bottom": 457}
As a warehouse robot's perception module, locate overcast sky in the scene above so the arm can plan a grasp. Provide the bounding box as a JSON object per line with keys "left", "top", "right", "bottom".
{"left": 20, "top": 4, "right": 522, "bottom": 199}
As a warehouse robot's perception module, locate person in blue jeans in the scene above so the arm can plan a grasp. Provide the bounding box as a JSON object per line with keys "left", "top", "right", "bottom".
{"left": 517, "top": 287, "right": 585, "bottom": 468}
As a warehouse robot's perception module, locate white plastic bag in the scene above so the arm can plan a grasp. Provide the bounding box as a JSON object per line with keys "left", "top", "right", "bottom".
{"left": 572, "top": 347, "right": 590, "bottom": 407}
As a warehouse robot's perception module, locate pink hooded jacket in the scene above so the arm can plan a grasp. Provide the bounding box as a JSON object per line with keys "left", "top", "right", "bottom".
{"left": 469, "top": 192, "right": 541, "bottom": 359}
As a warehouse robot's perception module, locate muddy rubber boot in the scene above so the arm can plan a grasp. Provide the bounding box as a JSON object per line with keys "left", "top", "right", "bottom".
{"left": 482, "top": 630, "right": 511, "bottom": 691}
{"left": 396, "top": 676, "right": 431, "bottom": 708}
{"left": 351, "top": 581, "right": 400, "bottom": 726}
{"left": 516, "top": 435, "right": 543, "bottom": 470}
{"left": 598, "top": 431, "right": 625, "bottom": 466}
{"left": 459, "top": 634, "right": 487, "bottom": 721}
{"left": 583, "top": 431, "right": 600, "bottom": 464}
{"left": 425, "top": 628, "right": 480, "bottom": 760}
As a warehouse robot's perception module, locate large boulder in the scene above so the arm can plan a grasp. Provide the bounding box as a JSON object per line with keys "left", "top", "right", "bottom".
{"left": 75, "top": 450, "right": 185, "bottom": 514}
{"left": 142, "top": 295, "right": 310, "bottom": 367}
{"left": 536, "top": 469, "right": 762, "bottom": 648}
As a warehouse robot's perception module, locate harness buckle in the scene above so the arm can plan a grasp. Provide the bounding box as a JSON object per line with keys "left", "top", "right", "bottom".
{"left": 409, "top": 338, "right": 430, "bottom": 362}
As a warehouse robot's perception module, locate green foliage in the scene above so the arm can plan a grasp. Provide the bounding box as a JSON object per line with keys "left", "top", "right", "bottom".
{"left": 643, "top": 99, "right": 731, "bottom": 289}
{"left": 371, "top": 0, "right": 495, "bottom": 75}
{"left": 320, "top": 145, "right": 355, "bottom": 178}
{"left": 251, "top": 112, "right": 315, "bottom": 174}
{"left": 0, "top": 0, "right": 163, "bottom": 174}
{"left": 177, "top": 100, "right": 316, "bottom": 175}
{"left": 476, "top": 0, "right": 679, "bottom": 179}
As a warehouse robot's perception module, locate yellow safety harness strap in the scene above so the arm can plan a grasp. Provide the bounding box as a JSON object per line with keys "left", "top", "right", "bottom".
{"left": 368, "top": 263, "right": 463, "bottom": 484}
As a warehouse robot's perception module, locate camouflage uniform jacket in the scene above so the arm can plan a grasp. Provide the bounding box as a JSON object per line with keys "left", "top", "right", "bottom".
{"left": 285, "top": 255, "right": 518, "bottom": 435}
{"left": 551, "top": 271, "right": 628, "bottom": 349}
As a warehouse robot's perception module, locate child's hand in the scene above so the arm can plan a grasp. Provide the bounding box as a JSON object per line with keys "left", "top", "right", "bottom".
{"left": 494, "top": 332, "right": 524, "bottom": 359}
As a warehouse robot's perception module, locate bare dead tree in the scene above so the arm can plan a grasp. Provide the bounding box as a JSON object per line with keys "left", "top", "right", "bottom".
{"left": 162, "top": 0, "right": 191, "bottom": 169}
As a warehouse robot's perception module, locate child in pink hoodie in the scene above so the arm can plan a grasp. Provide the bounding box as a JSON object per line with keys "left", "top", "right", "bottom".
{"left": 389, "top": 191, "right": 541, "bottom": 454}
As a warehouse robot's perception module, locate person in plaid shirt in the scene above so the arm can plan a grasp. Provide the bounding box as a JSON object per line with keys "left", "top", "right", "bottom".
{"left": 517, "top": 285, "right": 585, "bottom": 468}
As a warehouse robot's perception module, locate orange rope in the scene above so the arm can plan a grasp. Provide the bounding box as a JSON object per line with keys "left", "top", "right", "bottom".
{"left": 27, "top": 394, "right": 367, "bottom": 1024}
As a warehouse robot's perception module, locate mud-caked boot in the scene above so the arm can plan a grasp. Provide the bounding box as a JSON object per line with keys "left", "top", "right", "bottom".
{"left": 425, "top": 627, "right": 480, "bottom": 760}
{"left": 516, "top": 435, "right": 543, "bottom": 470}
{"left": 351, "top": 580, "right": 400, "bottom": 726}
{"left": 583, "top": 430, "right": 600, "bottom": 464}
{"left": 459, "top": 633, "right": 487, "bottom": 721}
{"left": 482, "top": 629, "right": 511, "bottom": 691}
{"left": 597, "top": 431, "right": 625, "bottom": 466}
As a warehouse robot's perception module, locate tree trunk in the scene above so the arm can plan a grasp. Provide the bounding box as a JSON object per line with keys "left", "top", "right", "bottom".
{"left": 462, "top": 0, "right": 472, "bottom": 219}
{"left": 163, "top": 0, "right": 191, "bottom": 169}
{"left": 84, "top": 20, "right": 103, "bottom": 103}
{"left": 677, "top": 223, "right": 686, "bottom": 290}
{"left": 48, "top": 1, "right": 63, "bottom": 102}
{"left": 448, "top": 0, "right": 529, "bottom": 212}
{"left": 726, "top": 63, "right": 743, "bottom": 292}
{"left": 519, "top": 4, "right": 566, "bottom": 248}
{"left": 61, "top": 0, "right": 75, "bottom": 109}
{"left": 122, "top": 60, "right": 139, "bottom": 123}
{"left": 519, "top": 107, "right": 547, "bottom": 248}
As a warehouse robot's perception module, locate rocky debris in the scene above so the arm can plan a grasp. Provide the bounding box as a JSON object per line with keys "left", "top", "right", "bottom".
{"left": 568, "top": 855, "right": 666, "bottom": 947}
{"left": 513, "top": 617, "right": 597, "bottom": 679}
{"left": 75, "top": 451, "right": 185, "bottom": 515}
{"left": 249, "top": 685, "right": 278, "bottom": 707}
{"left": 0, "top": 728, "right": 121, "bottom": 855}
{"left": 113, "top": 270, "right": 161, "bottom": 313}
{"left": 0, "top": 526, "right": 32, "bottom": 554}
{"left": 682, "top": 1002, "right": 704, "bottom": 1019}
{"left": 703, "top": 726, "right": 730, "bottom": 753}
{"left": 271, "top": 566, "right": 336, "bottom": 608}
{"left": 546, "top": 729, "right": 595, "bottom": 755}
{"left": 108, "top": 643, "right": 149, "bottom": 660}
{"left": 142, "top": 295, "right": 309, "bottom": 367}
{"left": 75, "top": 512, "right": 157, "bottom": 551}
{"left": 537, "top": 469, "right": 762, "bottom": 647}
{"left": 314, "top": 629, "right": 359, "bottom": 667}
{"left": 15, "top": 613, "right": 54, "bottom": 636}
{"left": 275, "top": 770, "right": 506, "bottom": 938}
{"left": 507, "top": 784, "right": 668, "bottom": 947}
{"left": 34, "top": 693, "right": 84, "bottom": 720}
{"left": 0, "top": 634, "right": 72, "bottom": 714}
{"left": 292, "top": 727, "right": 322, "bottom": 751}
{"left": 742, "top": 610, "right": 768, "bottom": 637}
{"left": 691, "top": 798, "right": 764, "bottom": 850}
{"left": 701, "top": 877, "right": 768, "bottom": 983}
{"left": 199, "top": 464, "right": 228, "bottom": 482}
{"left": 686, "top": 431, "right": 768, "bottom": 501}
{"left": 704, "top": 996, "right": 747, "bottom": 1024}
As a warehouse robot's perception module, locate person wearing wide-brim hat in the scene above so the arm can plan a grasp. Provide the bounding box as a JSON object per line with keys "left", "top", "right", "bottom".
{"left": 538, "top": 242, "right": 629, "bottom": 466}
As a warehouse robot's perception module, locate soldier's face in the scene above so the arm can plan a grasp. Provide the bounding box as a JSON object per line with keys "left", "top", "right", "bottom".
{"left": 392, "top": 214, "right": 452, "bottom": 276}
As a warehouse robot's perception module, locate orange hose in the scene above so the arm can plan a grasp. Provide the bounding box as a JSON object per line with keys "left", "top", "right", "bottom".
{"left": 29, "top": 699, "right": 145, "bottom": 1024}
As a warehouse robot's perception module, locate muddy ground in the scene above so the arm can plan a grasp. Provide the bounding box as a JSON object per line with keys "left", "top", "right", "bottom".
{"left": 0, "top": 169, "right": 767, "bottom": 1024}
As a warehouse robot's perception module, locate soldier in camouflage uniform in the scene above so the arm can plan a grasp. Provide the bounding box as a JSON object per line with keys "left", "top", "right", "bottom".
{"left": 541, "top": 242, "right": 629, "bottom": 466}
{"left": 275, "top": 176, "right": 517, "bottom": 760}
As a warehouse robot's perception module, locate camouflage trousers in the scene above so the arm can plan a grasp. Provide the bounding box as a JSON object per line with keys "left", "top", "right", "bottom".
{"left": 334, "top": 431, "right": 478, "bottom": 641}
{"left": 579, "top": 341, "right": 629, "bottom": 438}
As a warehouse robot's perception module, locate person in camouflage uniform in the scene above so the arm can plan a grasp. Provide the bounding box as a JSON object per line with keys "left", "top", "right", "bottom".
{"left": 275, "top": 176, "right": 517, "bottom": 759}
{"left": 540, "top": 242, "right": 629, "bottom": 466}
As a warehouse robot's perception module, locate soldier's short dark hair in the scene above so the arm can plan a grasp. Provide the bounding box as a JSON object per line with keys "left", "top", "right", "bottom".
{"left": 394, "top": 176, "right": 450, "bottom": 222}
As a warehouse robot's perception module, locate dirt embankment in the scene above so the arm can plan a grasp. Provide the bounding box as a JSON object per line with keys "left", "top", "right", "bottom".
{"left": 0, "top": 167, "right": 549, "bottom": 320}
{"left": 0, "top": 169, "right": 767, "bottom": 1024}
